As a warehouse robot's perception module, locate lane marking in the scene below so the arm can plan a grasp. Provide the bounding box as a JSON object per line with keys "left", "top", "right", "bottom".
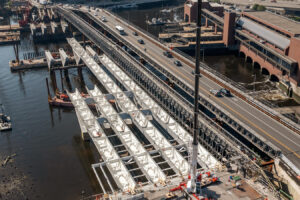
{"left": 200, "top": 80, "right": 300, "bottom": 148}
{"left": 198, "top": 84, "right": 300, "bottom": 159}
{"left": 99, "top": 12, "right": 300, "bottom": 159}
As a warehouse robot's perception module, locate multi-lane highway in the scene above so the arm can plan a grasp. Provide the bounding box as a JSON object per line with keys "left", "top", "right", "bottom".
{"left": 62, "top": 5, "right": 300, "bottom": 173}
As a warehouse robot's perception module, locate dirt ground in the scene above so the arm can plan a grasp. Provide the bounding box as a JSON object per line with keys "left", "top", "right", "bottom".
{"left": 0, "top": 154, "right": 39, "bottom": 200}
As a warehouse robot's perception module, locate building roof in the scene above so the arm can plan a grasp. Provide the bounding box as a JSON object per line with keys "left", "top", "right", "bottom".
{"left": 237, "top": 17, "right": 290, "bottom": 49}
{"left": 244, "top": 11, "right": 300, "bottom": 36}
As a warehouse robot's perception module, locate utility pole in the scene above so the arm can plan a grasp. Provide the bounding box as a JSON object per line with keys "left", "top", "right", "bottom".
{"left": 189, "top": 0, "right": 202, "bottom": 194}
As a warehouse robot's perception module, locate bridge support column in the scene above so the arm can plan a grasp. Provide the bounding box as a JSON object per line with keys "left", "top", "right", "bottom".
{"left": 77, "top": 67, "right": 84, "bottom": 81}
{"left": 214, "top": 23, "right": 217, "bottom": 34}
{"left": 81, "top": 131, "right": 89, "bottom": 141}
{"left": 82, "top": 34, "right": 86, "bottom": 46}
{"left": 13, "top": 43, "right": 19, "bottom": 64}
{"left": 64, "top": 69, "right": 72, "bottom": 91}
{"left": 205, "top": 18, "right": 208, "bottom": 28}
{"left": 50, "top": 71, "right": 58, "bottom": 94}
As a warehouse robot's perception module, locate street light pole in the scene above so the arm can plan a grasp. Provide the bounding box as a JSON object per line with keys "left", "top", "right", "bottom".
{"left": 253, "top": 74, "right": 256, "bottom": 92}
{"left": 190, "top": 0, "right": 202, "bottom": 194}
{"left": 146, "top": 14, "right": 149, "bottom": 32}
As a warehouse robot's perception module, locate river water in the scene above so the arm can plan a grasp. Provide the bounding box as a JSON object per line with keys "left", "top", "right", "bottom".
{"left": 0, "top": 1, "right": 296, "bottom": 199}
{"left": 0, "top": 15, "right": 103, "bottom": 199}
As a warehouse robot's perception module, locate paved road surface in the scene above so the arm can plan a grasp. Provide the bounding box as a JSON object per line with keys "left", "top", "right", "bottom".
{"left": 76, "top": 7, "right": 300, "bottom": 172}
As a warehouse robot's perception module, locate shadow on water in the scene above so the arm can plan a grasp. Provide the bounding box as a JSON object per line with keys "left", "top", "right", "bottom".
{"left": 72, "top": 135, "right": 103, "bottom": 195}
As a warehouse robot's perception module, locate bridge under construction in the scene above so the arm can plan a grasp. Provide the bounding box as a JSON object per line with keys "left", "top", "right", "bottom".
{"left": 31, "top": 1, "right": 300, "bottom": 199}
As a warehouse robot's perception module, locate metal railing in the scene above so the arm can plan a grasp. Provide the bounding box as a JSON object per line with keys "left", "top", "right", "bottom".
{"left": 105, "top": 8, "right": 300, "bottom": 135}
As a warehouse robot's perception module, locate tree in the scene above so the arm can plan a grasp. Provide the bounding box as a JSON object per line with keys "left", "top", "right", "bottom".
{"left": 257, "top": 5, "right": 266, "bottom": 11}
{"left": 252, "top": 4, "right": 259, "bottom": 10}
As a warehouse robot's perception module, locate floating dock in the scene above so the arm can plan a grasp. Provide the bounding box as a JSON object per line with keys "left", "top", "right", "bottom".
{"left": 9, "top": 49, "right": 84, "bottom": 71}
{"left": 0, "top": 31, "right": 20, "bottom": 45}
{"left": 0, "top": 24, "right": 22, "bottom": 32}
{"left": 9, "top": 57, "right": 47, "bottom": 71}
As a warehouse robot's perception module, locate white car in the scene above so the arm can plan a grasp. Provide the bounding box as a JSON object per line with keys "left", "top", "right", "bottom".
{"left": 101, "top": 16, "right": 107, "bottom": 22}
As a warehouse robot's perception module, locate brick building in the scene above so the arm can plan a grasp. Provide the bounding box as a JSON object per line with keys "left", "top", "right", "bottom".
{"left": 233, "top": 11, "right": 300, "bottom": 100}
{"left": 184, "top": 0, "right": 224, "bottom": 23}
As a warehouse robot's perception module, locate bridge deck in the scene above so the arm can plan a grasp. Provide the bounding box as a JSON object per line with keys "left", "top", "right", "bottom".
{"left": 66, "top": 38, "right": 225, "bottom": 192}
{"left": 68, "top": 89, "right": 136, "bottom": 193}
{"left": 82, "top": 7, "right": 300, "bottom": 173}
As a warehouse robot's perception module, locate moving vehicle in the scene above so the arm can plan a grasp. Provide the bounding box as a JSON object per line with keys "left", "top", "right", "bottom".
{"left": 138, "top": 39, "right": 144, "bottom": 44}
{"left": 116, "top": 25, "right": 125, "bottom": 35}
{"left": 220, "top": 88, "right": 231, "bottom": 97}
{"left": 101, "top": 16, "right": 107, "bottom": 22}
{"left": 174, "top": 60, "right": 182, "bottom": 66}
{"left": 132, "top": 31, "right": 138, "bottom": 36}
{"left": 163, "top": 51, "right": 172, "bottom": 58}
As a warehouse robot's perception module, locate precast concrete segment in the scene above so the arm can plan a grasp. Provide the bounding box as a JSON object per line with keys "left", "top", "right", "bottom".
{"left": 86, "top": 45, "right": 100, "bottom": 63}
{"left": 50, "top": 21, "right": 58, "bottom": 34}
{"left": 69, "top": 37, "right": 190, "bottom": 177}
{"left": 69, "top": 38, "right": 167, "bottom": 184}
{"left": 88, "top": 86, "right": 167, "bottom": 184}
{"left": 60, "top": 19, "right": 68, "bottom": 33}
{"left": 99, "top": 54, "right": 219, "bottom": 169}
{"left": 59, "top": 48, "right": 69, "bottom": 67}
{"left": 45, "top": 50, "right": 54, "bottom": 69}
{"left": 68, "top": 89, "right": 136, "bottom": 192}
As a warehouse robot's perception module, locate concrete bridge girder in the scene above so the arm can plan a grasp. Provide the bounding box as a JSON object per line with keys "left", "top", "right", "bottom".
{"left": 69, "top": 38, "right": 192, "bottom": 176}
{"left": 59, "top": 48, "right": 69, "bottom": 67}
{"left": 59, "top": 8, "right": 271, "bottom": 169}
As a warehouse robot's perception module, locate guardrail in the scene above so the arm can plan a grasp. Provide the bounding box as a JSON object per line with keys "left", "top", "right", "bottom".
{"left": 104, "top": 9, "right": 300, "bottom": 135}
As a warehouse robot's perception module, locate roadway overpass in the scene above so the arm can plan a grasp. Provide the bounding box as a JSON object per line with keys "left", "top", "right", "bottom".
{"left": 55, "top": 5, "right": 300, "bottom": 178}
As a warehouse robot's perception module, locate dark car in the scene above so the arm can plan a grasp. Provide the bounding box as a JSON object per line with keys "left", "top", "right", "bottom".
{"left": 137, "top": 39, "right": 144, "bottom": 44}
{"left": 220, "top": 88, "right": 231, "bottom": 97}
{"left": 174, "top": 60, "right": 182, "bottom": 66}
{"left": 132, "top": 31, "right": 138, "bottom": 36}
{"left": 163, "top": 51, "right": 172, "bottom": 58}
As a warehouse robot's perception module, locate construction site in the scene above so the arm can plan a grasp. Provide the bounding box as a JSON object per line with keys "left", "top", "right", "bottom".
{"left": 0, "top": 0, "right": 299, "bottom": 200}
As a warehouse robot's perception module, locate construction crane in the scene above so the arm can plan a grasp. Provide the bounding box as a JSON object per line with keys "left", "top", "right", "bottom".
{"left": 187, "top": 0, "right": 203, "bottom": 194}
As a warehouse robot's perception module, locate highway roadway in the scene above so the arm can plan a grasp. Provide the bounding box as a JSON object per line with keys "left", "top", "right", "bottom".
{"left": 70, "top": 6, "right": 300, "bottom": 172}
